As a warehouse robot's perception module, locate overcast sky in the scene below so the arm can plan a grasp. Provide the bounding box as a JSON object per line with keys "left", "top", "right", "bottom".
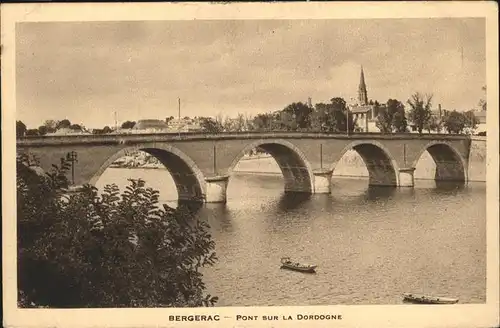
{"left": 16, "top": 18, "right": 485, "bottom": 129}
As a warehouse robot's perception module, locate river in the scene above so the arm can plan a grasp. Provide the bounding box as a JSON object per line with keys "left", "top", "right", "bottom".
{"left": 95, "top": 167, "right": 486, "bottom": 306}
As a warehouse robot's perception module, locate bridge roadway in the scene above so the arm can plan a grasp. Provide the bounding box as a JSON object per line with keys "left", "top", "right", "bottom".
{"left": 17, "top": 132, "right": 472, "bottom": 203}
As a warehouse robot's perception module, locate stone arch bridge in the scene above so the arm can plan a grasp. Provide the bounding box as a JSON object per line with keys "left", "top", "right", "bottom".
{"left": 17, "top": 132, "right": 472, "bottom": 203}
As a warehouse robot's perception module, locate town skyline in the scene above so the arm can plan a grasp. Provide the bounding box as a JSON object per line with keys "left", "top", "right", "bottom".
{"left": 16, "top": 18, "right": 486, "bottom": 129}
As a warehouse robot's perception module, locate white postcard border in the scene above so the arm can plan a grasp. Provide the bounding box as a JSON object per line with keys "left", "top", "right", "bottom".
{"left": 2, "top": 2, "right": 499, "bottom": 328}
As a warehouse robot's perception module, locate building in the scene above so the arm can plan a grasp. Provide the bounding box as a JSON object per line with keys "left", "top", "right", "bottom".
{"left": 116, "top": 117, "right": 203, "bottom": 134}
{"left": 474, "top": 109, "right": 487, "bottom": 124}
{"left": 132, "top": 119, "right": 170, "bottom": 133}
{"left": 46, "top": 127, "right": 92, "bottom": 136}
{"left": 473, "top": 109, "right": 487, "bottom": 134}
{"left": 348, "top": 66, "right": 383, "bottom": 132}
{"left": 167, "top": 117, "right": 203, "bottom": 132}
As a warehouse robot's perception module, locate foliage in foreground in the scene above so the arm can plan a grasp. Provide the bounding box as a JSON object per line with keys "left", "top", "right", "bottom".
{"left": 17, "top": 154, "right": 218, "bottom": 308}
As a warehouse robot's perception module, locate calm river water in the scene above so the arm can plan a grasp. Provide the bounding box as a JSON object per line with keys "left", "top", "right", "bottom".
{"left": 96, "top": 168, "right": 486, "bottom": 306}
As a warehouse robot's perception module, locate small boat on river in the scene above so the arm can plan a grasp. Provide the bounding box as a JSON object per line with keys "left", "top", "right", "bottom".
{"left": 403, "top": 293, "right": 459, "bottom": 304}
{"left": 280, "top": 257, "right": 317, "bottom": 273}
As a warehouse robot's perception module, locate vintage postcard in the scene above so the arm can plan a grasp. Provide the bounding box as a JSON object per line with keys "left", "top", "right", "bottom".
{"left": 2, "top": 2, "right": 499, "bottom": 328}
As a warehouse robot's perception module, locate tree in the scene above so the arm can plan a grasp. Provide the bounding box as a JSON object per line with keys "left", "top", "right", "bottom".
{"left": 310, "top": 97, "right": 355, "bottom": 133}
{"left": 274, "top": 110, "right": 297, "bottom": 131}
{"left": 17, "top": 154, "right": 218, "bottom": 308}
{"left": 243, "top": 113, "right": 254, "bottom": 131}
{"left": 199, "top": 117, "right": 223, "bottom": 133}
{"left": 375, "top": 108, "right": 393, "bottom": 133}
{"left": 251, "top": 113, "right": 274, "bottom": 131}
{"left": 330, "top": 97, "right": 355, "bottom": 133}
{"left": 464, "top": 110, "right": 479, "bottom": 134}
{"left": 377, "top": 99, "right": 408, "bottom": 133}
{"left": 310, "top": 103, "right": 333, "bottom": 132}
{"left": 165, "top": 116, "right": 175, "bottom": 125}
{"left": 17, "top": 121, "right": 27, "bottom": 138}
{"left": 442, "top": 110, "right": 478, "bottom": 135}
{"left": 281, "top": 102, "right": 313, "bottom": 130}
{"left": 215, "top": 113, "right": 224, "bottom": 127}
{"left": 222, "top": 116, "right": 238, "bottom": 132}
{"left": 69, "top": 124, "right": 82, "bottom": 131}
{"left": 121, "top": 121, "right": 136, "bottom": 129}
{"left": 392, "top": 109, "right": 408, "bottom": 133}
{"left": 222, "top": 114, "right": 247, "bottom": 132}
{"left": 443, "top": 110, "right": 467, "bottom": 134}
{"left": 234, "top": 113, "right": 247, "bottom": 132}
{"left": 43, "top": 120, "right": 58, "bottom": 133}
{"left": 38, "top": 125, "right": 48, "bottom": 136}
{"left": 102, "top": 126, "right": 112, "bottom": 134}
{"left": 35, "top": 120, "right": 58, "bottom": 134}
{"left": 424, "top": 115, "right": 442, "bottom": 133}
{"left": 25, "top": 129, "right": 39, "bottom": 136}
{"left": 407, "top": 93, "right": 433, "bottom": 134}
{"left": 56, "top": 119, "right": 71, "bottom": 130}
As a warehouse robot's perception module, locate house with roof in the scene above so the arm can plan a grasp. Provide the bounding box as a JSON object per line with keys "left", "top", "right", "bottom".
{"left": 167, "top": 117, "right": 203, "bottom": 132}
{"left": 131, "top": 119, "right": 170, "bottom": 133}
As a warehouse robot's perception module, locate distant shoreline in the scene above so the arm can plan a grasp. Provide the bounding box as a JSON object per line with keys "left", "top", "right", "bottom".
{"left": 108, "top": 153, "right": 273, "bottom": 170}
{"left": 105, "top": 167, "right": 486, "bottom": 183}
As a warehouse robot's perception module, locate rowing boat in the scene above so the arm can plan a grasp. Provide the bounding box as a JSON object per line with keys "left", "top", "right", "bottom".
{"left": 403, "top": 293, "right": 459, "bottom": 304}
{"left": 280, "top": 257, "right": 317, "bottom": 273}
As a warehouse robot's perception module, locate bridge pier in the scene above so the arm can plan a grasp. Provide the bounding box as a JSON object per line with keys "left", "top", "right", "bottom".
{"left": 177, "top": 184, "right": 205, "bottom": 203}
{"left": 204, "top": 176, "right": 229, "bottom": 203}
{"left": 313, "top": 169, "right": 333, "bottom": 194}
{"left": 398, "top": 168, "right": 415, "bottom": 187}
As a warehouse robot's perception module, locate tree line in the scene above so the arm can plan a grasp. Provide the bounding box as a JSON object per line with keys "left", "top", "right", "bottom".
{"left": 238, "top": 93, "right": 480, "bottom": 135}
{"left": 167, "top": 97, "right": 356, "bottom": 134}
{"left": 16, "top": 119, "right": 111, "bottom": 138}
{"left": 17, "top": 90, "right": 484, "bottom": 138}
{"left": 376, "top": 93, "right": 480, "bottom": 135}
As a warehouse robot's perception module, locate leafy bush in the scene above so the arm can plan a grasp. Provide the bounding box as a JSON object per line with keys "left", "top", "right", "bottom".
{"left": 443, "top": 110, "right": 478, "bottom": 134}
{"left": 17, "top": 154, "right": 218, "bottom": 308}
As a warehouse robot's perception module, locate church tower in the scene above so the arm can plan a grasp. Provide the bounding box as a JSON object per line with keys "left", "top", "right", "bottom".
{"left": 358, "top": 66, "right": 368, "bottom": 106}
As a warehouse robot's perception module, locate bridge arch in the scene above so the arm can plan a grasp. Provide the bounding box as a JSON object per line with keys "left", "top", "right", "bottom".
{"left": 331, "top": 140, "right": 400, "bottom": 186}
{"left": 89, "top": 143, "right": 206, "bottom": 202}
{"left": 412, "top": 141, "right": 467, "bottom": 182}
{"left": 227, "top": 139, "right": 314, "bottom": 193}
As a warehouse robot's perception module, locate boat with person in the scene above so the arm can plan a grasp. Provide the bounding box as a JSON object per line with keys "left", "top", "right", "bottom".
{"left": 402, "top": 293, "right": 459, "bottom": 304}
{"left": 280, "top": 257, "right": 317, "bottom": 273}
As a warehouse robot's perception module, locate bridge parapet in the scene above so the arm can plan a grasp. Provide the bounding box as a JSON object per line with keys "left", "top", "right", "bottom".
{"left": 16, "top": 132, "right": 472, "bottom": 147}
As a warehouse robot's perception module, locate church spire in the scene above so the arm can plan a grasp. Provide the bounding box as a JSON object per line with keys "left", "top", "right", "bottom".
{"left": 358, "top": 65, "right": 368, "bottom": 106}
